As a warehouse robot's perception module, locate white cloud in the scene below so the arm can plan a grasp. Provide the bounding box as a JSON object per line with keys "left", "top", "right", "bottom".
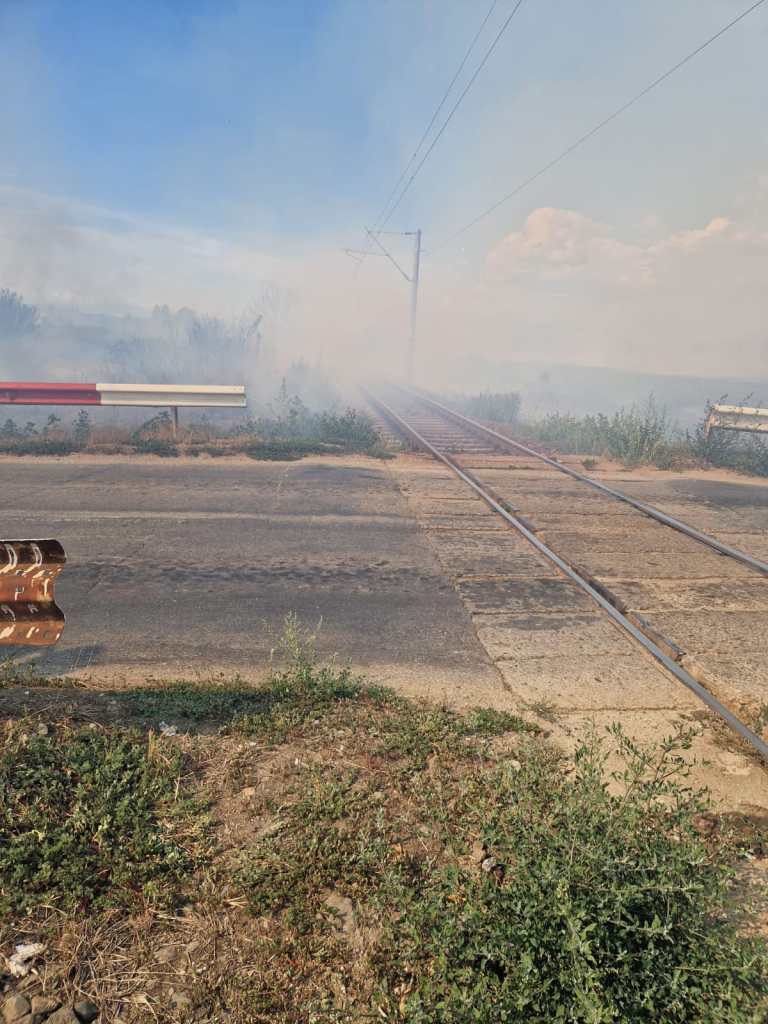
{"left": 484, "top": 207, "right": 741, "bottom": 288}
{"left": 1, "top": 184, "right": 767, "bottom": 383}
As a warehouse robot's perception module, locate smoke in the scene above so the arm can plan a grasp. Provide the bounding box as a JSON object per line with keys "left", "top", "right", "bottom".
{"left": 0, "top": 0, "right": 767, "bottom": 407}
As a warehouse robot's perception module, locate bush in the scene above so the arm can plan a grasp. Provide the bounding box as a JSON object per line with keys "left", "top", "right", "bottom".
{"left": 131, "top": 410, "right": 174, "bottom": 442}
{"left": 134, "top": 437, "right": 179, "bottom": 457}
{"left": 73, "top": 409, "right": 92, "bottom": 446}
{"left": 688, "top": 400, "right": 768, "bottom": 478}
{"left": 0, "top": 723, "right": 197, "bottom": 913}
{"left": 448, "top": 391, "right": 522, "bottom": 425}
{"left": 521, "top": 397, "right": 673, "bottom": 466}
{"left": 0, "top": 438, "right": 79, "bottom": 456}
{"left": 316, "top": 407, "right": 379, "bottom": 448}
{"left": 244, "top": 440, "right": 329, "bottom": 461}
{"left": 247, "top": 387, "right": 381, "bottom": 453}
{"left": 375, "top": 726, "right": 768, "bottom": 1022}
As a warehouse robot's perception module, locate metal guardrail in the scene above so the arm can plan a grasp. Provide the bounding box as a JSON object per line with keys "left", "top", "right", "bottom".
{"left": 0, "top": 382, "right": 247, "bottom": 407}
{"left": 704, "top": 404, "right": 768, "bottom": 436}
{"left": 0, "top": 381, "right": 247, "bottom": 437}
{"left": 0, "top": 540, "right": 66, "bottom": 646}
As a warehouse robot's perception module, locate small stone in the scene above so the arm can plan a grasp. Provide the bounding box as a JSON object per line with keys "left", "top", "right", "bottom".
{"left": 3, "top": 995, "right": 31, "bottom": 1023}
{"left": 323, "top": 893, "right": 355, "bottom": 936}
{"left": 168, "top": 991, "right": 192, "bottom": 1015}
{"left": 508, "top": 759, "right": 522, "bottom": 772}
{"left": 36, "top": 724, "right": 49, "bottom": 737}
{"left": 73, "top": 1000, "right": 98, "bottom": 1023}
{"left": 30, "top": 997, "right": 60, "bottom": 1016}
{"left": 154, "top": 945, "right": 179, "bottom": 965}
{"left": 470, "top": 841, "right": 486, "bottom": 863}
{"left": 7, "top": 944, "right": 45, "bottom": 979}
{"left": 40, "top": 1010, "right": 78, "bottom": 1024}
{"left": 481, "top": 856, "right": 498, "bottom": 873}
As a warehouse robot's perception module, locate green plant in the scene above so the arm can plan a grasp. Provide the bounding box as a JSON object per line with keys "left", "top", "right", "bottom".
{"left": 0, "top": 723, "right": 201, "bottom": 914}
{"left": 131, "top": 410, "right": 173, "bottom": 441}
{"left": 244, "top": 440, "right": 329, "bottom": 461}
{"left": 469, "top": 391, "right": 522, "bottom": 424}
{"left": 0, "top": 438, "right": 79, "bottom": 456}
{"left": 42, "top": 413, "right": 61, "bottom": 437}
{"left": 688, "top": 399, "right": 768, "bottom": 478}
{"left": 0, "top": 658, "right": 75, "bottom": 689}
{"left": 134, "top": 437, "right": 179, "bottom": 457}
{"left": 316, "top": 407, "right": 379, "bottom": 449}
{"left": 235, "top": 705, "right": 767, "bottom": 1021}
{"left": 387, "top": 728, "right": 766, "bottom": 1021}
{"left": 0, "top": 418, "right": 20, "bottom": 438}
{"left": 73, "top": 409, "right": 92, "bottom": 446}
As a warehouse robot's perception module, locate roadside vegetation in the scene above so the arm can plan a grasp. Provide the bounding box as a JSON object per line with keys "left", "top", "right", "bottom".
{"left": 447, "top": 389, "right": 522, "bottom": 425}
{"left": 2, "top": 627, "right": 766, "bottom": 1023}
{"left": 0, "top": 382, "right": 388, "bottom": 462}
{"left": 450, "top": 389, "right": 768, "bottom": 477}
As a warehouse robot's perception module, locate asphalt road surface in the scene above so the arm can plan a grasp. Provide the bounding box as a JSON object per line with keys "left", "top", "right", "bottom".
{"left": 0, "top": 454, "right": 502, "bottom": 702}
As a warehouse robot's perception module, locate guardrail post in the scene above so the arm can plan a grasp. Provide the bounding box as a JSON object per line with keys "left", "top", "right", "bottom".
{"left": 0, "top": 539, "right": 67, "bottom": 646}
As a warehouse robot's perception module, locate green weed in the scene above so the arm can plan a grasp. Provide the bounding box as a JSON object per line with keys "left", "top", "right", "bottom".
{"left": 236, "top": 717, "right": 768, "bottom": 1022}
{"left": 0, "top": 658, "right": 75, "bottom": 689}
{"left": 447, "top": 391, "right": 522, "bottom": 425}
{"left": 520, "top": 396, "right": 675, "bottom": 467}
{"left": 0, "top": 722, "right": 203, "bottom": 914}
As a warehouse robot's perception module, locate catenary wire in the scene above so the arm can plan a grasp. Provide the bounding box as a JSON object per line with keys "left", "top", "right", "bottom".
{"left": 433, "top": 0, "right": 767, "bottom": 252}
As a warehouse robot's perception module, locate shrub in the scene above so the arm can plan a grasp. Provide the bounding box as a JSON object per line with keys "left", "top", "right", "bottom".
{"left": 316, "top": 407, "right": 379, "bottom": 448}
{"left": 73, "top": 409, "right": 92, "bottom": 446}
{"left": 448, "top": 391, "right": 522, "bottom": 425}
{"left": 134, "top": 437, "right": 179, "bottom": 457}
{"left": 375, "top": 726, "right": 768, "bottom": 1022}
{"left": 0, "top": 723, "right": 198, "bottom": 913}
{"left": 688, "top": 400, "right": 768, "bottom": 478}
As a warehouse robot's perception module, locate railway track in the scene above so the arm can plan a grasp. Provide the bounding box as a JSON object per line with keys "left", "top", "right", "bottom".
{"left": 366, "top": 384, "right": 768, "bottom": 760}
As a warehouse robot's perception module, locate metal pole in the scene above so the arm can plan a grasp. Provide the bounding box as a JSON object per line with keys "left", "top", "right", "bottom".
{"left": 171, "top": 406, "right": 179, "bottom": 439}
{"left": 407, "top": 229, "right": 422, "bottom": 382}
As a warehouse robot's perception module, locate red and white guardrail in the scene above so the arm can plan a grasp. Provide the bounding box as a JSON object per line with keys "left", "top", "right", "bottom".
{"left": 0, "top": 382, "right": 247, "bottom": 407}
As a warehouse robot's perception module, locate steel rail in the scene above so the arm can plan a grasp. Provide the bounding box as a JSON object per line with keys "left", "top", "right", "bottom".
{"left": 367, "top": 389, "right": 768, "bottom": 761}
{"left": 396, "top": 386, "right": 768, "bottom": 578}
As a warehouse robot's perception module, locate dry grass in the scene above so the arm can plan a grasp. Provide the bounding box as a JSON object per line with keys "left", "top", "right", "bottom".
{"left": 2, "top": 644, "right": 767, "bottom": 1023}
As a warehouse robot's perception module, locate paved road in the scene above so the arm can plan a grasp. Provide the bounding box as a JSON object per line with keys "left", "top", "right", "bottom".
{"left": 0, "top": 454, "right": 502, "bottom": 703}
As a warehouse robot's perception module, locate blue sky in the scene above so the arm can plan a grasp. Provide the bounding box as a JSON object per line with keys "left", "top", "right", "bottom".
{"left": 3, "top": 0, "right": 764, "bottom": 244}
{"left": 0, "top": 1, "right": 767, "bottom": 377}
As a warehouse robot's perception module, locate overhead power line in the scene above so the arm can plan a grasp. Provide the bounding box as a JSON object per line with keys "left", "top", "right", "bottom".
{"left": 434, "top": 0, "right": 767, "bottom": 252}
{"left": 371, "top": 0, "right": 501, "bottom": 233}
{"left": 379, "top": 0, "right": 527, "bottom": 232}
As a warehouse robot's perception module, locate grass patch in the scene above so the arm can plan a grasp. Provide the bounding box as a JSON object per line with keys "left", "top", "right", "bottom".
{"left": 519, "top": 396, "right": 675, "bottom": 468}
{"left": 0, "top": 438, "right": 80, "bottom": 457}
{"left": 234, "top": 716, "right": 767, "bottom": 1022}
{"left": 2, "top": 633, "right": 766, "bottom": 1021}
{"left": 0, "top": 657, "right": 76, "bottom": 689}
{"left": 244, "top": 439, "right": 340, "bottom": 461}
{"left": 516, "top": 394, "right": 768, "bottom": 477}
{"left": 0, "top": 722, "right": 204, "bottom": 915}
{"left": 444, "top": 390, "right": 522, "bottom": 425}
{"left": 133, "top": 437, "right": 179, "bottom": 457}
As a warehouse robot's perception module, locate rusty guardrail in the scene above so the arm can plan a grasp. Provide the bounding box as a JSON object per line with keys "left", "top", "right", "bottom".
{"left": 0, "top": 540, "right": 66, "bottom": 646}
{"left": 704, "top": 404, "right": 768, "bottom": 437}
